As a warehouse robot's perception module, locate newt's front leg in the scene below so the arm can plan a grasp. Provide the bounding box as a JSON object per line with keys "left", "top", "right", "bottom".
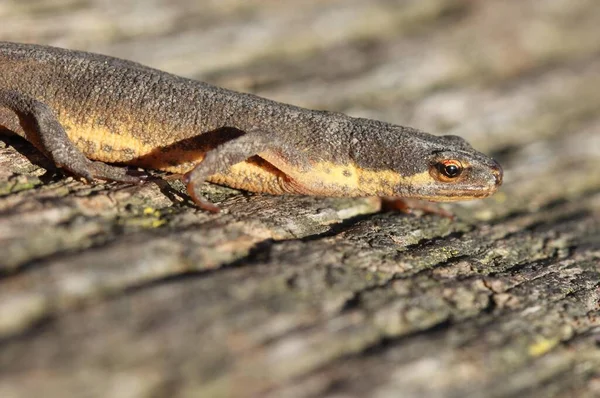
{"left": 0, "top": 89, "right": 144, "bottom": 184}
{"left": 183, "top": 129, "right": 287, "bottom": 212}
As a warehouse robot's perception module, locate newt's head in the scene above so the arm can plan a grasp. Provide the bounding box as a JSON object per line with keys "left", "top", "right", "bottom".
{"left": 400, "top": 134, "right": 503, "bottom": 201}
{"left": 260, "top": 117, "right": 502, "bottom": 201}
{"left": 347, "top": 120, "right": 503, "bottom": 201}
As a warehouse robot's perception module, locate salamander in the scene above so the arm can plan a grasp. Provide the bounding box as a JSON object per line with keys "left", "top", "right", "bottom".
{"left": 0, "top": 42, "right": 502, "bottom": 212}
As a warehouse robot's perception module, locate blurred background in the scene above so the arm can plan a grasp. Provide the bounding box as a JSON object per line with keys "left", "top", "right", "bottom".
{"left": 1, "top": 1, "right": 600, "bottom": 397}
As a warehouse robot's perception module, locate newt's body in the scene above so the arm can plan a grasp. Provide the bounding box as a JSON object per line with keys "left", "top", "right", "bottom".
{"left": 0, "top": 42, "right": 502, "bottom": 211}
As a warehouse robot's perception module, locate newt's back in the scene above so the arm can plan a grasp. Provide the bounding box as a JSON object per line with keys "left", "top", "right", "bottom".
{"left": 0, "top": 42, "right": 223, "bottom": 155}
{"left": 0, "top": 42, "right": 323, "bottom": 166}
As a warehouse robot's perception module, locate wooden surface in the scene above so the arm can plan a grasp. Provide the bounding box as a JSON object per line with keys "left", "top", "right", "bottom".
{"left": 1, "top": 1, "right": 600, "bottom": 397}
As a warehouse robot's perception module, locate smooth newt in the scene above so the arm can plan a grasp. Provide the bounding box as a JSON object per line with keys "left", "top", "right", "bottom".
{"left": 0, "top": 42, "right": 502, "bottom": 212}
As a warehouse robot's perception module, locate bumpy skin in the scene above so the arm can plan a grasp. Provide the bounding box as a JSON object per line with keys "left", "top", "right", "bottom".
{"left": 0, "top": 42, "right": 502, "bottom": 211}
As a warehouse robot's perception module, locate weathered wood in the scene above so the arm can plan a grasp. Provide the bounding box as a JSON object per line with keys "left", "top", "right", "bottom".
{"left": 0, "top": 0, "right": 599, "bottom": 397}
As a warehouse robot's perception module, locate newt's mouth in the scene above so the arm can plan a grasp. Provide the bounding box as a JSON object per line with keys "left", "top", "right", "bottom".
{"left": 420, "top": 185, "right": 501, "bottom": 202}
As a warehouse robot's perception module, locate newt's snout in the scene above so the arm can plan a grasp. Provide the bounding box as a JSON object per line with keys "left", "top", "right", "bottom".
{"left": 491, "top": 161, "right": 503, "bottom": 187}
{"left": 490, "top": 159, "right": 504, "bottom": 189}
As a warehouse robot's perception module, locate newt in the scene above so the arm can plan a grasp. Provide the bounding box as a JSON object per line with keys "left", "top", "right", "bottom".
{"left": 0, "top": 42, "right": 502, "bottom": 212}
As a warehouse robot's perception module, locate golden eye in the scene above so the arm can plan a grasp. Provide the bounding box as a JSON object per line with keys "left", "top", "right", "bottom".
{"left": 432, "top": 160, "right": 464, "bottom": 182}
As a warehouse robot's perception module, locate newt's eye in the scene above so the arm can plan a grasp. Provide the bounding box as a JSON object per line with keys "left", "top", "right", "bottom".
{"left": 431, "top": 160, "right": 464, "bottom": 182}
{"left": 440, "top": 162, "right": 461, "bottom": 178}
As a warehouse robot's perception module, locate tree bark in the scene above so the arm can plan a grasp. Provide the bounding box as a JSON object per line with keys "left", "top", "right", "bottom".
{"left": 1, "top": 1, "right": 599, "bottom": 397}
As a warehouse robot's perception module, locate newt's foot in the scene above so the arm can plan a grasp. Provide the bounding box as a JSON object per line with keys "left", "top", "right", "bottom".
{"left": 183, "top": 174, "right": 221, "bottom": 213}
{"left": 57, "top": 157, "right": 147, "bottom": 185}
{"left": 381, "top": 197, "right": 454, "bottom": 219}
{"left": 88, "top": 161, "right": 148, "bottom": 184}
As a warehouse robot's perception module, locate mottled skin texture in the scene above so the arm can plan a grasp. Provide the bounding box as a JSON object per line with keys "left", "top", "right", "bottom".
{"left": 0, "top": 42, "right": 502, "bottom": 211}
